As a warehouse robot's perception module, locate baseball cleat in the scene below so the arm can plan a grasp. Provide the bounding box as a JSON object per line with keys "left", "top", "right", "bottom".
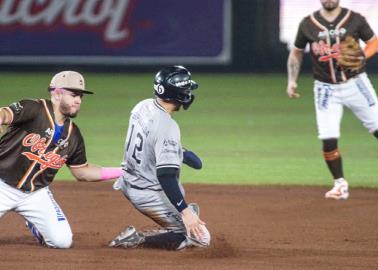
{"left": 325, "top": 180, "right": 349, "bottom": 200}
{"left": 112, "top": 179, "right": 121, "bottom": 190}
{"left": 109, "top": 226, "right": 145, "bottom": 248}
{"left": 25, "top": 220, "right": 45, "bottom": 246}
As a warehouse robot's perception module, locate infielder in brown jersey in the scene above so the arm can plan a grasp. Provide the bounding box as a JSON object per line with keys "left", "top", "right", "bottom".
{"left": 0, "top": 71, "right": 122, "bottom": 248}
{"left": 287, "top": 0, "right": 378, "bottom": 200}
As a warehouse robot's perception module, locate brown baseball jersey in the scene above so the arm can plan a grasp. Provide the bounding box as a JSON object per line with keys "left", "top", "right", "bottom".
{"left": 0, "top": 99, "right": 87, "bottom": 192}
{"left": 294, "top": 8, "right": 375, "bottom": 83}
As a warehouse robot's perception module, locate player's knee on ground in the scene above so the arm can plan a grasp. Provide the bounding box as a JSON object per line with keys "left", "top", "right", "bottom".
{"left": 45, "top": 232, "right": 73, "bottom": 249}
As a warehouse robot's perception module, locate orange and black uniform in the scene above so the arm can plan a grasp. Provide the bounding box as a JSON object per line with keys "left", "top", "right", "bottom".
{"left": 295, "top": 8, "right": 374, "bottom": 83}
{"left": 0, "top": 99, "right": 87, "bottom": 192}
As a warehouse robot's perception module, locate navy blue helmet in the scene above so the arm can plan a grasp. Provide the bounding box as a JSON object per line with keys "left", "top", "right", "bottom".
{"left": 154, "top": 65, "right": 198, "bottom": 110}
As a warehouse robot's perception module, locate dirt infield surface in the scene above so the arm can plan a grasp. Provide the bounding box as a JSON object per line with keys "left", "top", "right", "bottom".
{"left": 0, "top": 182, "right": 377, "bottom": 270}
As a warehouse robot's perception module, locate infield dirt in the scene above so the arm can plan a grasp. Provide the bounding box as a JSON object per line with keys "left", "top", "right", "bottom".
{"left": 0, "top": 182, "right": 377, "bottom": 270}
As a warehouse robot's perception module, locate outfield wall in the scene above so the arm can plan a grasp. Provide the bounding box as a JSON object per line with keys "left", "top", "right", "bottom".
{"left": 0, "top": 0, "right": 377, "bottom": 72}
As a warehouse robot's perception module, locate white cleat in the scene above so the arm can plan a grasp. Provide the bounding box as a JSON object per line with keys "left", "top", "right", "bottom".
{"left": 325, "top": 180, "right": 349, "bottom": 200}
{"left": 112, "top": 179, "right": 121, "bottom": 190}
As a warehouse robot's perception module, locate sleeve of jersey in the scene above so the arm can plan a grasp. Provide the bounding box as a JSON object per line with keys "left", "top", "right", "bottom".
{"left": 6, "top": 99, "right": 40, "bottom": 124}
{"left": 294, "top": 19, "right": 309, "bottom": 50}
{"left": 358, "top": 14, "right": 375, "bottom": 42}
{"left": 66, "top": 127, "right": 88, "bottom": 168}
{"left": 155, "top": 122, "right": 182, "bottom": 170}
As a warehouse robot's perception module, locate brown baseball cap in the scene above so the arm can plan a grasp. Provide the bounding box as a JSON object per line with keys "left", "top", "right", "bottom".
{"left": 49, "top": 71, "right": 94, "bottom": 94}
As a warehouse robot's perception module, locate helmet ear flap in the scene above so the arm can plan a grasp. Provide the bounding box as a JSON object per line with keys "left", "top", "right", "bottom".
{"left": 182, "top": 94, "right": 195, "bottom": 110}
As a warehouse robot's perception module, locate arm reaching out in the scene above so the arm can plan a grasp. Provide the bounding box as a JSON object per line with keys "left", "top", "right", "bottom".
{"left": 69, "top": 164, "right": 122, "bottom": 182}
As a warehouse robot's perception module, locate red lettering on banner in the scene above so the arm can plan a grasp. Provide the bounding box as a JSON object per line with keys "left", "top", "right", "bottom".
{"left": 22, "top": 133, "right": 67, "bottom": 170}
{"left": 0, "top": 0, "right": 134, "bottom": 43}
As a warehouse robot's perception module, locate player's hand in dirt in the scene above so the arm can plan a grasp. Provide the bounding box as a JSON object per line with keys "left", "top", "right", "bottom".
{"left": 181, "top": 207, "right": 206, "bottom": 241}
{"left": 287, "top": 81, "right": 300, "bottom": 99}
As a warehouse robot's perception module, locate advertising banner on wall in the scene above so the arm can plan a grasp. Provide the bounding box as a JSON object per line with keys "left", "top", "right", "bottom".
{"left": 0, "top": 0, "right": 231, "bottom": 65}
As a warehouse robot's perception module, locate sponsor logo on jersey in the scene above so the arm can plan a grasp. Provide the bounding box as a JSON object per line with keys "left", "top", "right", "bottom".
{"left": 9, "top": 102, "right": 23, "bottom": 114}
{"left": 45, "top": 128, "right": 54, "bottom": 137}
{"left": 163, "top": 139, "right": 177, "bottom": 147}
{"left": 22, "top": 133, "right": 67, "bottom": 170}
{"left": 311, "top": 40, "right": 340, "bottom": 62}
{"left": 318, "top": 28, "right": 347, "bottom": 40}
{"left": 162, "top": 149, "right": 178, "bottom": 154}
{"left": 57, "top": 139, "right": 69, "bottom": 149}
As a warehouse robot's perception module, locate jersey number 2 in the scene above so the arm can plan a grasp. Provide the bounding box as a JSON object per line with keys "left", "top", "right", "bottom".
{"left": 126, "top": 124, "right": 143, "bottom": 164}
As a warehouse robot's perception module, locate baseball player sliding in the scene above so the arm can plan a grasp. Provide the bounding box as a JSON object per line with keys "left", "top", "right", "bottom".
{"left": 287, "top": 0, "right": 378, "bottom": 199}
{"left": 109, "top": 66, "right": 210, "bottom": 250}
{"left": 0, "top": 71, "right": 122, "bottom": 248}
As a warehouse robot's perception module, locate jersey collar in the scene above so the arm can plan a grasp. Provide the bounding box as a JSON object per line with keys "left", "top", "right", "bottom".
{"left": 314, "top": 8, "right": 349, "bottom": 28}
{"left": 153, "top": 99, "right": 168, "bottom": 113}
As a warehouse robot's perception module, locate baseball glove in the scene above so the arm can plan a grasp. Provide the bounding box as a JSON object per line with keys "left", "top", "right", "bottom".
{"left": 337, "top": 36, "right": 365, "bottom": 72}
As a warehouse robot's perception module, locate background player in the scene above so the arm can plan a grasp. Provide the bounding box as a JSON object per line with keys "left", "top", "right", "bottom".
{"left": 0, "top": 71, "right": 122, "bottom": 248}
{"left": 286, "top": 0, "right": 378, "bottom": 199}
{"left": 109, "top": 66, "right": 211, "bottom": 250}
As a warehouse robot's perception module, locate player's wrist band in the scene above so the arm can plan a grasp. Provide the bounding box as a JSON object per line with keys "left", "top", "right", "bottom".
{"left": 100, "top": 167, "right": 123, "bottom": 181}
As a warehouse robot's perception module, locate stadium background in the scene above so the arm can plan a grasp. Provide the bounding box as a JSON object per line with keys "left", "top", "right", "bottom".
{"left": 1, "top": 0, "right": 377, "bottom": 187}
{"left": 1, "top": 1, "right": 378, "bottom": 269}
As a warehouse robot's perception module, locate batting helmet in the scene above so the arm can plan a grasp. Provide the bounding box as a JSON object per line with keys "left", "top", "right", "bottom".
{"left": 153, "top": 65, "right": 198, "bottom": 110}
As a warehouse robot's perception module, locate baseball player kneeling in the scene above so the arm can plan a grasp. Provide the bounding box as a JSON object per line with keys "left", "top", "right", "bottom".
{"left": 0, "top": 71, "right": 123, "bottom": 248}
{"left": 110, "top": 66, "right": 211, "bottom": 250}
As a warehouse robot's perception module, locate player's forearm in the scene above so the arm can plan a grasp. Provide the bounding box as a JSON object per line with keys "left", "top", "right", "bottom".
{"left": 157, "top": 167, "right": 187, "bottom": 212}
{"left": 70, "top": 164, "right": 122, "bottom": 182}
{"left": 287, "top": 49, "right": 304, "bottom": 83}
{"left": 364, "top": 37, "right": 378, "bottom": 59}
{"left": 0, "top": 107, "right": 12, "bottom": 125}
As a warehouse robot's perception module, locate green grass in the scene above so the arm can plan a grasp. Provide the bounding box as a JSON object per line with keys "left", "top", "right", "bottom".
{"left": 1, "top": 72, "right": 378, "bottom": 187}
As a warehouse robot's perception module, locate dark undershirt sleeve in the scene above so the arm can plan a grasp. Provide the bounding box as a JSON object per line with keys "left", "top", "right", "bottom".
{"left": 157, "top": 167, "right": 187, "bottom": 212}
